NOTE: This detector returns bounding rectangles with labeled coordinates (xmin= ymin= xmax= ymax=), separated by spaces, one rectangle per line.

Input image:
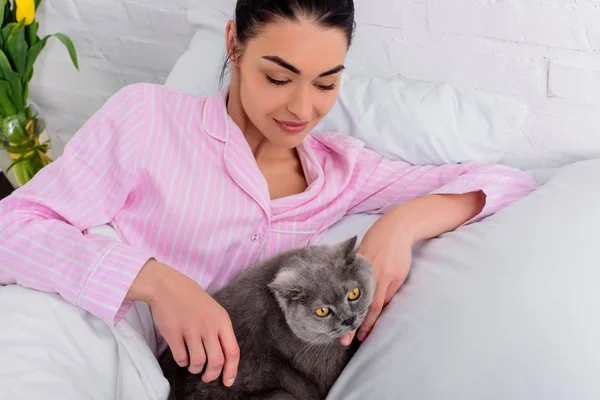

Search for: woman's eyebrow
xmin=319 ymin=65 xmax=345 ymax=77
xmin=262 ymin=55 xmax=345 ymax=77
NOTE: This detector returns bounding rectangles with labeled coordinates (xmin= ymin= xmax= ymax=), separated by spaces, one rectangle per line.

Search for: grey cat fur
xmin=159 ymin=236 xmax=375 ymax=400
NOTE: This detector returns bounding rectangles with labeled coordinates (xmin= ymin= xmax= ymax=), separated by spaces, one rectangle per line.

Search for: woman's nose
xmin=286 ymin=86 xmax=313 ymax=121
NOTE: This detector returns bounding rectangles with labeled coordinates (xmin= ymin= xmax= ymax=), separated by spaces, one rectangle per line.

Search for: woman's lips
xmin=274 ymin=119 xmax=309 ymax=134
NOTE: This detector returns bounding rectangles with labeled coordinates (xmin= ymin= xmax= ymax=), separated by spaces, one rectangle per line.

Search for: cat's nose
xmin=342 ymin=316 xmax=356 ymax=327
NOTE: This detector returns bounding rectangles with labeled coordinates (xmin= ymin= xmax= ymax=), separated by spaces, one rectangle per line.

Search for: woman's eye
xmin=266 ymin=76 xmax=289 ymax=86
xmin=316 ymin=83 xmax=337 ymax=91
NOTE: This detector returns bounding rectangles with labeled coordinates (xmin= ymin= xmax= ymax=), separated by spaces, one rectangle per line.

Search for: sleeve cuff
xmin=430 ymin=177 xmax=537 ymax=225
xmin=77 ymin=242 xmax=154 ymax=326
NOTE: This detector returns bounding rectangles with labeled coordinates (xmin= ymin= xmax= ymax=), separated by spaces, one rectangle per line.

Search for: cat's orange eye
xmin=348 ymin=288 xmax=361 ymax=301
xmin=315 ymin=307 xmax=330 ymax=317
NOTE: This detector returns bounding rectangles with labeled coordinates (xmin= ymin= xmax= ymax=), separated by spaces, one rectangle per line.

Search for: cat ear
xmin=339 ymin=236 xmax=358 ymax=263
xmin=269 ymin=268 xmax=303 ymax=301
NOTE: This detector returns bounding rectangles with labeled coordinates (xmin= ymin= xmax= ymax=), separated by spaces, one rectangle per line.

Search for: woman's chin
xmin=269 ymin=132 xmax=308 ymax=149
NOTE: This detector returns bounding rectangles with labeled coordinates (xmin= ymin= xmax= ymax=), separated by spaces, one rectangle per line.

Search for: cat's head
xmin=268 ymin=236 xmax=375 ymax=344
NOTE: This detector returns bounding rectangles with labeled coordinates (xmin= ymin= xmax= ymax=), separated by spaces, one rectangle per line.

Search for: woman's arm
xmin=0 ymin=84 xmax=153 ymax=325
xmin=382 ymin=191 xmax=487 ymax=244
xmin=335 ymin=141 xmax=537 ymax=343
xmin=350 ymin=191 xmax=488 ymax=343
xmin=345 ymin=144 xmax=537 ymax=225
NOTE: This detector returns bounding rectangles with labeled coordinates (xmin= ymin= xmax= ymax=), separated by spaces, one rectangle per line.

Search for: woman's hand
xmin=337 ymin=219 xmax=413 ymax=346
xmin=338 ymin=192 xmax=486 ymax=346
xmin=128 ymin=260 xmax=240 ymax=387
xmin=356 ymin=214 xmax=414 ymax=343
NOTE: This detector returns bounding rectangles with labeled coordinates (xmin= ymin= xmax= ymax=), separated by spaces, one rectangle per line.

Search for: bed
xmin=1 ymin=1 xmax=600 ymax=399
xmin=157 ymin=1 xmax=600 ymax=398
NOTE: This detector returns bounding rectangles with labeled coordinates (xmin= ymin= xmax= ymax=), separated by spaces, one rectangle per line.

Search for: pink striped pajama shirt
xmin=0 ymin=84 xmax=537 ymax=326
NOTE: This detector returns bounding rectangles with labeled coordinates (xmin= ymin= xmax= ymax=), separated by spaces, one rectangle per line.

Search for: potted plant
xmin=0 ymin=0 xmax=78 ymax=187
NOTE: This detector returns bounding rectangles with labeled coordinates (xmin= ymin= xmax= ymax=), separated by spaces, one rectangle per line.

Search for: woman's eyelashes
xmin=317 ymin=83 xmax=336 ymax=91
xmin=265 ymin=75 xmax=337 ymax=91
xmin=266 ymin=75 xmax=289 ymax=86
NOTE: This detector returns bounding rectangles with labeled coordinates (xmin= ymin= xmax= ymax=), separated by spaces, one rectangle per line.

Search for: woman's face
xmin=231 ymin=18 xmax=348 ymax=149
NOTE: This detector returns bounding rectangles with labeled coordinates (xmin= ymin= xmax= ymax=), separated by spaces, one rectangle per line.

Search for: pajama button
xmin=251 ymin=234 xmax=259 ymax=242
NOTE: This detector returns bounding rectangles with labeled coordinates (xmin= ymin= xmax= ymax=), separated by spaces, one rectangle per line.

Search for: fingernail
xmin=358 ymin=331 xmax=367 ymax=341
xmin=226 ymin=378 xmax=235 ymax=387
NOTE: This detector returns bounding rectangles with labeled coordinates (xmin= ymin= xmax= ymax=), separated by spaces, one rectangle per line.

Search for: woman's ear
xmin=225 ymin=20 xmax=241 ymax=66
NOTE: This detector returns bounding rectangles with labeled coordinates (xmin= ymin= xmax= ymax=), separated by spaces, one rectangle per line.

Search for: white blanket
xmin=0 ymin=224 xmax=171 ymax=400
xmin=0 ymin=286 xmax=169 ymax=400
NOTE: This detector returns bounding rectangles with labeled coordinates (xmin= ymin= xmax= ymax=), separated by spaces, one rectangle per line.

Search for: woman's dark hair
xmin=220 ymin=0 xmax=355 ymax=86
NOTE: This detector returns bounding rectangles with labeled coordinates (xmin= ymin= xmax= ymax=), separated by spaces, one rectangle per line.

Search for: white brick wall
xmin=21 ymin=0 xmax=600 ymax=169
xmin=28 ymin=0 xmax=194 ymax=155
xmin=347 ymin=0 xmax=600 ymax=168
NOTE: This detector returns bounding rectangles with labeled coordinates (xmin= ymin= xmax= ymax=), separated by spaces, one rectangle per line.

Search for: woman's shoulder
xmin=118 ymin=83 xmax=214 ymax=134
xmin=117 ymin=83 xmax=210 ymax=108
xmin=89 ymin=83 xmax=215 ymax=148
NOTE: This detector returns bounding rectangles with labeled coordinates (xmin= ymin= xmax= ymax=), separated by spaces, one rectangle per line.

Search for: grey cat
xmin=159 ymin=236 xmax=375 ymax=400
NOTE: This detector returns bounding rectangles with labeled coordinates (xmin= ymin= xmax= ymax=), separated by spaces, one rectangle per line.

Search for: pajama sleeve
xmin=0 ymin=84 xmax=154 ymax=325
xmin=345 ymin=145 xmax=537 ymax=224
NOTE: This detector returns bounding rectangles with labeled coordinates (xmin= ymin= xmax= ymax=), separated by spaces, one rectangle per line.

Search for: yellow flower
xmin=15 ymin=0 xmax=35 ymax=25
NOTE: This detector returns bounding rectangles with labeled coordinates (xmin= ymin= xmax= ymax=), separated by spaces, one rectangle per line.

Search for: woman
xmin=0 ymin=0 xmax=536 ymax=394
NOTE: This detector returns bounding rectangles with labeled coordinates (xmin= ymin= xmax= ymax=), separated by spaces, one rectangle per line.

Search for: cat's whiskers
xmin=306 ymin=342 xmax=329 ymax=373
xmin=293 ymin=332 xmax=329 ymax=363
xmin=304 ymin=336 xmax=336 ymax=373
xmin=303 ymin=327 xmax=346 ymax=372
xmin=328 ymin=327 xmax=347 ymax=339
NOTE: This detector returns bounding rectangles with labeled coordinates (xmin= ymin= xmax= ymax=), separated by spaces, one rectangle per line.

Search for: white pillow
xmin=165 ymin=33 xmax=224 ymax=97
xmin=172 ymin=0 xmax=528 ymax=165
xmin=319 ymin=158 xmax=600 ymax=400
xmin=314 ymin=72 xmax=528 ymax=164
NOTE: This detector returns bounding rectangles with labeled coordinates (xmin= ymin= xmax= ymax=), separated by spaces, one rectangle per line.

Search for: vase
xmin=0 ymin=103 xmax=52 ymax=187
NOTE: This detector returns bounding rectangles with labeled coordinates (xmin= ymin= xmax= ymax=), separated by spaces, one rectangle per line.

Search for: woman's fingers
xmin=339 ymin=330 xmax=356 ymax=346
xmin=384 ymin=277 xmax=405 ymax=305
xmin=358 ymin=282 xmax=387 ymax=341
xmin=201 ymin=334 xmax=226 ymax=383
xmin=185 ymin=333 xmax=207 ymax=374
xmin=219 ymin=326 xmax=241 ymax=387
xmin=167 ymin=333 xmax=189 ymax=368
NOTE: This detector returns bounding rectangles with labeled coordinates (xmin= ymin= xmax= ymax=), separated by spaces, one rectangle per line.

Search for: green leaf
xmin=35 ymin=0 xmax=42 ymax=9
xmin=26 ymin=20 xmax=38 ymax=47
xmin=0 ymin=80 xmax=17 ymax=116
xmin=0 ymin=1 xmax=5 ymax=30
xmin=22 ymin=80 xmax=28 ymax=105
xmin=23 ymin=34 xmax=47 ymax=84
xmin=6 ymin=19 xmax=28 ymax=75
xmin=0 ymin=50 xmax=22 ymax=113
xmin=53 ymin=33 xmax=78 ymax=70
xmin=2 ymin=23 xmax=15 ymax=45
